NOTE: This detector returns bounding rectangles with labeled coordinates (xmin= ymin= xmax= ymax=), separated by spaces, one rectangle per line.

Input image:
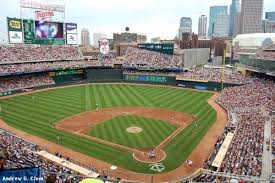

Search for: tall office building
xmin=240 ymin=0 xmax=264 ymax=34
xmin=213 ymin=15 xmax=231 ymax=37
xmin=93 ymin=33 xmax=107 ymax=48
xmin=198 ymin=15 xmax=207 ymax=39
xmin=178 ymin=17 xmax=192 ymax=40
xmin=229 ymin=0 xmax=241 ymax=37
xmin=262 ymin=20 xmax=275 ymax=33
xmin=208 ymin=6 xmax=228 ymax=36
xmin=266 ymin=12 xmax=275 ymax=21
xmin=81 ymin=28 xmax=90 ymax=46
xmin=263 ymin=12 xmax=275 ymax=33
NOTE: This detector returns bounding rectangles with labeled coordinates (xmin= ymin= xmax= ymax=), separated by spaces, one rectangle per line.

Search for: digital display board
xmin=138 ymin=43 xmax=174 ymax=55
xmin=0 ymin=91 xmax=12 ymax=97
xmin=124 ymin=74 xmax=167 ymax=83
xmin=35 ymin=21 xmax=64 ymax=39
xmin=23 ymin=19 xmax=65 ymax=45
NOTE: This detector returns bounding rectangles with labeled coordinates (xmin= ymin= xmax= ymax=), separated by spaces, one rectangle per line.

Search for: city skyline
xmin=0 ymin=0 xmax=275 ymax=43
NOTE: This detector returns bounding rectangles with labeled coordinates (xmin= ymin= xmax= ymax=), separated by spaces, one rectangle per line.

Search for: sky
xmin=0 ymin=0 xmax=275 ymax=44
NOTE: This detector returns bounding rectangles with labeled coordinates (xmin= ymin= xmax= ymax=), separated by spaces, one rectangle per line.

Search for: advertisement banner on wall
xmin=7 ymin=17 xmax=23 ymax=44
xmin=66 ymin=34 xmax=78 ymax=45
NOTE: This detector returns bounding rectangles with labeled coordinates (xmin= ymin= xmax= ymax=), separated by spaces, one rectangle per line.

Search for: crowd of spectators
xmin=0 ymin=129 xmax=122 ymax=182
xmin=233 ymin=47 xmax=257 ymax=60
xmin=0 ymin=74 xmax=55 ymax=92
xmin=0 ymin=61 xmax=92 ymax=74
xmin=123 ymin=47 xmax=182 ymax=69
xmin=250 ymin=50 xmax=275 ymax=60
xmin=217 ymin=81 xmax=274 ymax=112
xmin=83 ymin=51 xmax=117 ymax=60
xmin=249 ymin=44 xmax=275 ymax=60
xmin=0 ymin=45 xmax=83 ymax=64
xmin=0 ymin=129 xmax=83 ymax=183
xmin=177 ymin=68 xmax=254 ymax=84
xmin=125 ymin=68 xmax=254 ymax=84
xmin=213 ymin=80 xmax=274 ymax=177
xmin=192 ymin=173 xmax=217 ymax=182
xmin=219 ymin=110 xmax=264 ymax=176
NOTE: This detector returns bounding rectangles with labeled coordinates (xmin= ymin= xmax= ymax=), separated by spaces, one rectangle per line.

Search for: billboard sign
xmin=35 ymin=21 xmax=64 ymax=39
xmin=23 ymin=19 xmax=35 ymax=44
xmin=20 ymin=0 xmax=65 ymax=12
xmin=66 ymin=23 xmax=77 ymax=34
xmin=7 ymin=17 xmax=23 ymax=44
xmin=138 ymin=43 xmax=174 ymax=55
xmin=35 ymin=11 xmax=54 ymax=20
xmin=9 ymin=31 xmax=23 ymax=44
xmin=66 ymin=23 xmax=77 ymax=45
xmin=66 ymin=34 xmax=78 ymax=45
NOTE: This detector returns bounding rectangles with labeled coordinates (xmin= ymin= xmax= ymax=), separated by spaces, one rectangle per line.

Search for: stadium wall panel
xmin=177 ymin=80 xmax=242 ymax=91
xmin=86 ymin=69 xmax=124 ymax=82
xmin=51 ymin=74 xmax=85 ymax=84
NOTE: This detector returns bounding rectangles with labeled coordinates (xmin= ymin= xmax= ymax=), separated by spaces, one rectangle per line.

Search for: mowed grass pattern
xmin=89 ymin=115 xmax=178 ymax=149
xmin=0 ymin=84 xmax=216 ymax=173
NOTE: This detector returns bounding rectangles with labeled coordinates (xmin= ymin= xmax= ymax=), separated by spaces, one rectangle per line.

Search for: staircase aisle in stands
xmin=261 ymin=116 xmax=272 ymax=180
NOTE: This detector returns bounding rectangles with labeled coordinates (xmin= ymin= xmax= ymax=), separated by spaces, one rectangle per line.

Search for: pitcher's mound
xmin=126 ymin=127 xmax=143 ymax=134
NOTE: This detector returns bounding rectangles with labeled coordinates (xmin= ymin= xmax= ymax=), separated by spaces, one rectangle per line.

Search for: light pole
xmin=221 ymin=48 xmax=226 ymax=90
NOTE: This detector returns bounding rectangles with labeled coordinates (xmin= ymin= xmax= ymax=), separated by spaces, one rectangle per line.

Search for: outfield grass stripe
xmin=90 ymin=85 xmax=101 ymax=108
xmin=125 ymin=85 xmax=152 ymax=106
xmin=85 ymin=85 xmax=92 ymax=110
xmin=103 ymin=85 xmax=120 ymax=107
xmin=118 ymin=85 xmax=141 ymax=106
xmin=113 ymin=85 xmax=133 ymax=106
xmin=110 ymin=85 xmax=130 ymax=106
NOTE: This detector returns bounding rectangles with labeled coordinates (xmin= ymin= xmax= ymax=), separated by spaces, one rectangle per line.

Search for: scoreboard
xmin=124 ymin=74 xmax=167 ymax=83
xmin=138 ymin=43 xmax=174 ymax=55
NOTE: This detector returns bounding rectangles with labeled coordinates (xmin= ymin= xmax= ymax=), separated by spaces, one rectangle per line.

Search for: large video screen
xmin=35 ymin=21 xmax=64 ymax=39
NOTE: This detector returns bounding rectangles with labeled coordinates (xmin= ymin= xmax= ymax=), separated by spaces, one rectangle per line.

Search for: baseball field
xmin=0 ymin=84 xmax=216 ymax=174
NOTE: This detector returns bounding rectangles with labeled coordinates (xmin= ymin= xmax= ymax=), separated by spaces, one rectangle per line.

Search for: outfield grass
xmin=0 ymin=84 xmax=216 ymax=174
xmin=89 ymin=115 xmax=178 ymax=149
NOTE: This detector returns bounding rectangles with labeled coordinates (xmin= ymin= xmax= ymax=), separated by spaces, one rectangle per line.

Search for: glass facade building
xmin=208 ymin=6 xmax=228 ymax=37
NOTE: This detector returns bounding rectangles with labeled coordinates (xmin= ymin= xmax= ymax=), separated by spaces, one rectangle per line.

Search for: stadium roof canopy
xmin=233 ymin=33 xmax=275 ymax=47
